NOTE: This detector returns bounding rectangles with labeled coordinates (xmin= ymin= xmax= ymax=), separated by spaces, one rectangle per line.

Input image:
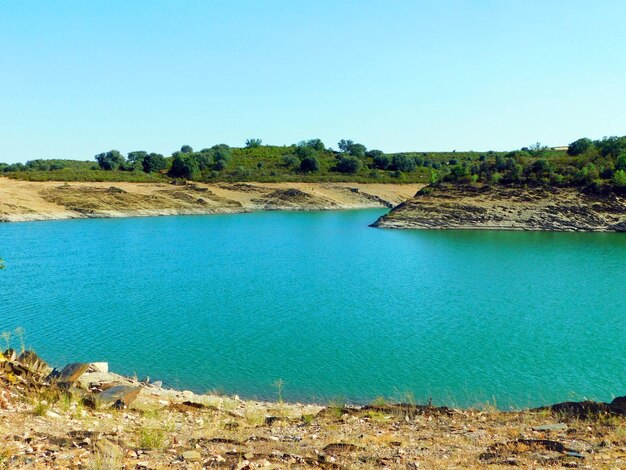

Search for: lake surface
xmin=1 ymin=210 xmax=625 ymax=409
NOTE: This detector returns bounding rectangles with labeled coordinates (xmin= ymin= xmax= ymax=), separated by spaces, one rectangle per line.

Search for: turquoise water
xmin=1 ymin=210 xmax=625 ymax=408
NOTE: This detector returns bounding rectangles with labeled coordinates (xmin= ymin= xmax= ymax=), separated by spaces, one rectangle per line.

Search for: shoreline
xmin=2 ymin=351 xmax=626 ymax=468
xmin=0 ymin=178 xmax=421 ymax=224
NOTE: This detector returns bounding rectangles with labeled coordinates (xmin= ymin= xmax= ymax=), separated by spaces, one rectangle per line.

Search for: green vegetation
xmin=138 ymin=427 xmax=166 ymax=450
xmin=440 ymin=137 xmax=626 ymax=193
xmin=2 ymin=136 xmax=625 ymax=191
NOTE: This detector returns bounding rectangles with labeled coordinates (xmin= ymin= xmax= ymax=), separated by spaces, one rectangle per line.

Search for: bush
xmin=212 ymin=144 xmax=232 ymax=162
xmin=567 ymin=138 xmax=593 ymax=156
xmin=373 ymin=154 xmax=390 ymax=170
xmin=391 ymin=155 xmax=416 ymax=172
xmin=95 ymin=150 xmax=125 ymax=170
xmin=282 ymin=154 xmax=300 ymax=169
xmin=294 ymin=145 xmax=317 ymax=160
xmin=613 ymin=170 xmax=626 ymax=187
xmin=366 ymin=149 xmax=384 ymax=158
xmin=299 ymin=139 xmax=325 ymax=151
xmin=299 ymin=156 xmax=320 ymax=173
xmin=142 ymin=153 xmax=167 ymax=173
xmin=169 ymin=154 xmax=199 ymax=179
xmin=214 ymin=159 xmax=227 ymax=171
xmin=335 ymin=156 xmax=363 ymax=174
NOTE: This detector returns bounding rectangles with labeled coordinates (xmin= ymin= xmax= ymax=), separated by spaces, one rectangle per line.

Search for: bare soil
xmin=0 ymin=178 xmax=421 ymax=222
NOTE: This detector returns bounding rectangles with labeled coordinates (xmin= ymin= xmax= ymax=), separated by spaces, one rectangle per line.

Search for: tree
xmin=302 ymin=139 xmax=325 ymax=151
xmin=531 ymin=159 xmax=555 ymax=177
xmin=142 ymin=153 xmax=167 ymax=173
xmin=525 ymin=142 xmax=548 ymax=157
xmin=615 ymin=153 xmax=626 ymax=171
xmin=294 ymin=145 xmax=317 ymax=160
xmin=337 ymin=139 xmax=367 ymax=157
xmin=246 ymin=138 xmax=263 ymax=148
xmin=0 ymin=258 xmax=4 ymax=270
xmin=299 ymin=156 xmax=320 ymax=173
xmin=212 ymin=144 xmax=232 ymax=162
xmin=194 ymin=152 xmax=213 ymax=171
xmin=214 ymin=159 xmax=227 ymax=171
xmin=282 ymin=154 xmax=300 ymax=169
xmin=372 ymin=154 xmax=391 ymax=170
xmin=169 ymin=154 xmax=199 ymax=179
xmin=567 ymin=138 xmax=593 ymax=156
xmin=335 ymin=155 xmax=363 ymax=173
xmin=613 ymin=170 xmax=626 ymax=187
xmin=366 ymin=149 xmax=384 ymax=158
xmin=391 ymin=155 xmax=416 ymax=172
xmin=348 ymin=143 xmax=367 ymax=158
xmin=180 ymin=145 xmax=193 ymax=154
xmin=95 ymin=150 xmax=125 ymax=170
xmin=127 ymin=151 xmax=147 ymax=165
xmin=450 ymin=164 xmax=469 ymax=179
xmin=595 ymin=136 xmax=626 ymax=158
xmin=337 ymin=139 xmax=354 ymax=152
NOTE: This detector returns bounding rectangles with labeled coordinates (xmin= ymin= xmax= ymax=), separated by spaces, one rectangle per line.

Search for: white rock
xmin=89 ymin=362 xmax=109 ymax=373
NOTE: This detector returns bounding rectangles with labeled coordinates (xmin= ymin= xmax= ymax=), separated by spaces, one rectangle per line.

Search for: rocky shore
xmin=2 ymin=350 xmax=626 ymax=468
xmin=0 ymin=178 xmax=420 ymax=223
xmin=372 ymin=184 xmax=626 ymax=232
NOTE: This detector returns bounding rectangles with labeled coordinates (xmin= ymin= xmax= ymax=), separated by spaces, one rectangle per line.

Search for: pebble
xmin=182 ymin=450 xmax=202 ymax=462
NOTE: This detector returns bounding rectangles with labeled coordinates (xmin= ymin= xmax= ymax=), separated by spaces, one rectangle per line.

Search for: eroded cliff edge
xmin=372 ymin=184 xmax=626 ymax=231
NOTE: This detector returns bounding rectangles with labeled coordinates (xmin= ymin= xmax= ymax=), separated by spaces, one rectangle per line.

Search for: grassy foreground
xmin=2 ymin=351 xmax=626 ymax=469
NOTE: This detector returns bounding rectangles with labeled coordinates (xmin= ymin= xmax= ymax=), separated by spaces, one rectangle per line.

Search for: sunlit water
xmin=1 ymin=210 xmax=625 ymax=408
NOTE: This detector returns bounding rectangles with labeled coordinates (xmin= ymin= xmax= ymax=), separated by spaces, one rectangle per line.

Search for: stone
xmin=182 ymin=450 xmax=201 ymax=462
xmin=532 ymin=423 xmax=568 ymax=432
xmin=610 ymin=396 xmax=626 ymax=414
xmin=89 ymin=362 xmax=108 ymax=373
xmin=48 ymin=363 xmax=90 ymax=386
xmin=96 ymin=386 xmax=141 ymax=408
xmin=17 ymin=351 xmax=52 ymax=376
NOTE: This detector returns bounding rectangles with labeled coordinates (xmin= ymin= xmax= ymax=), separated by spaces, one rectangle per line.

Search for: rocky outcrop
xmin=372 ymin=184 xmax=626 ymax=232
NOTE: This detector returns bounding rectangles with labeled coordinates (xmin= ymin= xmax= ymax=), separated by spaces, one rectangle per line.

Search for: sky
xmin=1 ymin=0 xmax=625 ymax=163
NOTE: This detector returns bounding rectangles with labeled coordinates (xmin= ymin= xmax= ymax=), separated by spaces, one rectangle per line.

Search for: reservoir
xmin=1 ymin=209 xmax=625 ymax=408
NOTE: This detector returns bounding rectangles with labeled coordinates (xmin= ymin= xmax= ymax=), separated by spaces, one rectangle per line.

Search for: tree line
xmin=441 ymin=136 xmax=626 ymax=192
xmin=2 ymin=135 xmax=625 ymax=190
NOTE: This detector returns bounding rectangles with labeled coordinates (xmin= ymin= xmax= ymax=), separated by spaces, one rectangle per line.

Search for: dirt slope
xmin=0 ymin=178 xmax=421 ymax=222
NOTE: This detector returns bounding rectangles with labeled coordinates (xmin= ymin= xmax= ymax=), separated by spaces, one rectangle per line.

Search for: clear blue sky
xmin=1 ymin=1 xmax=625 ymax=163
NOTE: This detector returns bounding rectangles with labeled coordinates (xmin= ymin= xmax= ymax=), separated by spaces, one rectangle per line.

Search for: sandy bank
xmin=0 ymin=178 xmax=421 ymax=223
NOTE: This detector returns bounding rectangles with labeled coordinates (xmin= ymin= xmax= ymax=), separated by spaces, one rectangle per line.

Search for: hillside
xmin=0 ymin=178 xmax=420 ymax=223
xmin=372 ymin=184 xmax=626 ymax=232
